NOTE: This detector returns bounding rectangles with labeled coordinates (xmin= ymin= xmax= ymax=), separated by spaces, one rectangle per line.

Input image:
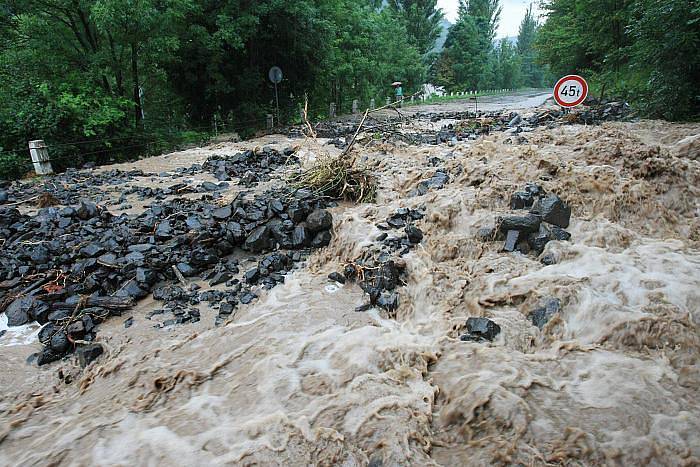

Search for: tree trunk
xmin=131 ymin=43 xmax=142 ymax=128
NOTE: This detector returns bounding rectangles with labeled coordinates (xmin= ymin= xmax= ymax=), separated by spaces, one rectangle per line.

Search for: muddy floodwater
xmin=1 ymin=95 xmax=700 ymax=465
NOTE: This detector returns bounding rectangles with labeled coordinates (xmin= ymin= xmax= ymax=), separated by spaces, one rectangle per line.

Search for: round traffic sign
xmin=268 ymin=66 xmax=283 ymax=84
xmin=553 ymin=75 xmax=588 ymax=107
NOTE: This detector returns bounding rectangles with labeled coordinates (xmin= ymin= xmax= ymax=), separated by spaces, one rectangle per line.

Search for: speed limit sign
xmin=553 ymin=75 xmax=588 ymax=107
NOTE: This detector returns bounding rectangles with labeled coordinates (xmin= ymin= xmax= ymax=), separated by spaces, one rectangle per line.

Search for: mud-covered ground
xmin=1 ymin=95 xmax=700 ymax=466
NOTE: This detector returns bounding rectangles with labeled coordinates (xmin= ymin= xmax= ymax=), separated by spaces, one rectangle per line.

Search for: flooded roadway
xmin=1 ymin=94 xmax=699 ymax=466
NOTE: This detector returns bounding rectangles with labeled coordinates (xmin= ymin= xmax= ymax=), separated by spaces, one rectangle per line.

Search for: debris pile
xmin=478 ymin=183 xmax=572 ymax=258
xmin=328 ymin=207 xmax=425 ymax=313
xmin=290 ymin=155 xmax=377 ymax=202
xmin=194 ymin=147 xmax=298 ymax=187
xmin=0 ymin=169 xmax=150 ymax=207
xmin=0 ymin=184 xmax=334 ymax=365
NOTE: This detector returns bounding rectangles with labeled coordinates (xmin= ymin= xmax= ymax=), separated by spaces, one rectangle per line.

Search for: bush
xmin=0 ymin=152 xmax=31 ymax=180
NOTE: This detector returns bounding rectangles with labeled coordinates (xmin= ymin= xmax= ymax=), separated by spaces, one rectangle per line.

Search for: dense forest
xmin=0 ymin=0 xmax=697 ymax=179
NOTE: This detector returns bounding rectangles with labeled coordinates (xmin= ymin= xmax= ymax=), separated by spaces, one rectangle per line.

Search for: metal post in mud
xmin=28 ymin=140 xmax=53 ymax=175
xmin=352 ymin=100 xmax=359 ymax=114
xmin=267 ymin=114 xmax=274 ymax=129
xmin=329 ymin=103 xmax=336 ymax=118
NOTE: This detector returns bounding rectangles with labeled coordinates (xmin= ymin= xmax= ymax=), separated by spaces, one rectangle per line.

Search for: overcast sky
xmin=437 ymin=0 xmax=543 ymax=38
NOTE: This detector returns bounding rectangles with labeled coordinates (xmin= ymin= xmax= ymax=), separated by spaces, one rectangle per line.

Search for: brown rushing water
xmin=1 ymin=97 xmax=700 ymax=466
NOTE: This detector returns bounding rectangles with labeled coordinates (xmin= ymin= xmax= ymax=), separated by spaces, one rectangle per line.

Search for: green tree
xmin=387 ymin=0 xmax=445 ymax=57
xmin=440 ymin=0 xmax=501 ymax=90
xmin=517 ymin=4 xmax=543 ymax=87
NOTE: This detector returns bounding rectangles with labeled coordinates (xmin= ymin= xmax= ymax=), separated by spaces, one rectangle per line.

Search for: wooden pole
xmin=28 ymin=140 xmax=53 ymax=175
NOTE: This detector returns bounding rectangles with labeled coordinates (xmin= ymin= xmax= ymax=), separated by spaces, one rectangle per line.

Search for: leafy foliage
xmin=537 ymin=0 xmax=699 ymax=120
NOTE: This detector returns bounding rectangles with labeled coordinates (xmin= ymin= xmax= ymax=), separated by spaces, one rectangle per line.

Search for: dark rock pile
xmin=478 ymin=184 xmax=572 ymax=259
xmin=0 ymin=184 xmax=334 ymax=366
xmin=0 ymin=168 xmax=151 ymax=207
xmin=194 ymin=147 xmax=299 ymax=187
xmin=327 ymin=208 xmax=425 ymax=314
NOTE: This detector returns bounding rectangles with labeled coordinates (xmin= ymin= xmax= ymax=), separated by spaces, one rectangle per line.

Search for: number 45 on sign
xmin=553 ymin=75 xmax=588 ymax=108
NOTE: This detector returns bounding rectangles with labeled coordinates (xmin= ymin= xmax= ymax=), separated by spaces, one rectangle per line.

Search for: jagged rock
xmin=37 ymin=348 xmax=63 ymax=366
xmin=530 ymin=298 xmax=562 ymax=329
xmin=5 ymin=296 xmax=35 ymax=326
xmin=135 ymin=267 xmax=157 ymax=285
xmin=306 ymin=209 xmax=332 ymax=233
xmin=117 ymin=279 xmax=148 ymax=299
xmin=498 ymin=214 xmax=541 ymax=233
xmin=461 ymin=317 xmax=501 ymax=342
xmin=76 ymin=200 xmax=98 ymax=220
xmin=244 ymin=268 xmax=260 ymax=284
xmin=176 ymin=263 xmax=197 ymax=277
xmin=76 ymin=343 xmax=104 ymax=367
xmin=50 ymin=331 xmax=70 ymax=353
xmin=80 ymin=243 xmax=104 ymax=258
xmin=245 ymin=225 xmax=272 ymax=252
xmin=405 ymin=225 xmax=423 ymax=244
xmin=503 ymin=230 xmax=520 ymax=252
xmin=530 ymin=195 xmax=571 ymax=228
xmin=212 ymin=206 xmax=232 ymax=220
xmin=510 ymin=191 xmax=534 ymax=209
xmin=311 ymin=230 xmax=332 ymax=248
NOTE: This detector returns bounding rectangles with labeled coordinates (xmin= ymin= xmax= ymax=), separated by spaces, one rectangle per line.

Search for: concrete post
xmin=28 ymin=140 xmax=53 ymax=175
xmin=352 ymin=99 xmax=359 ymax=114
xmin=370 ymin=98 xmax=375 ymax=109
xmin=329 ymin=103 xmax=336 ymax=118
xmin=267 ymin=114 xmax=274 ymax=129
xmin=386 ymin=97 xmax=391 ymax=106
xmin=410 ymin=96 xmax=414 ymax=103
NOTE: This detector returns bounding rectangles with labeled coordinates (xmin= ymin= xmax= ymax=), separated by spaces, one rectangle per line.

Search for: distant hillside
xmin=432 ymin=18 xmax=452 ymax=53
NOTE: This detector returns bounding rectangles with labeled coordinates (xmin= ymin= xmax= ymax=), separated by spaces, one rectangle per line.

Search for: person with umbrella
xmin=392 ymin=82 xmax=403 ymax=107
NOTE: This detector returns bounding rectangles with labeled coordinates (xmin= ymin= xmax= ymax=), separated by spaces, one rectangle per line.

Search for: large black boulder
xmin=76 ymin=200 xmax=98 ymax=220
xmin=530 ymin=195 xmax=571 ymax=228
xmin=461 ymin=317 xmax=501 ymax=342
xmin=245 ymin=225 xmax=273 ymax=252
xmin=498 ymin=214 xmax=541 ymax=233
xmin=305 ymin=209 xmax=332 ymax=233
xmin=5 ymin=296 xmax=35 ymax=326
xmin=76 ymin=343 xmax=104 ymax=367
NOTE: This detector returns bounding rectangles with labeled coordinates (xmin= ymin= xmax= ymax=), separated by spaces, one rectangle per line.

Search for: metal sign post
xmin=268 ymin=66 xmax=283 ymax=125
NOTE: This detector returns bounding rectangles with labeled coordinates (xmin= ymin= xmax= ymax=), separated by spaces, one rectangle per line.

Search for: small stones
xmin=461 ymin=317 xmax=501 ymax=342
